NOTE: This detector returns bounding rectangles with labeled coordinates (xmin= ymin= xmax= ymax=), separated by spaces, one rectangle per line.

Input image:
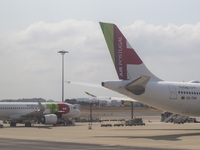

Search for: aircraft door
xmin=168 ymin=85 xmax=177 ymax=99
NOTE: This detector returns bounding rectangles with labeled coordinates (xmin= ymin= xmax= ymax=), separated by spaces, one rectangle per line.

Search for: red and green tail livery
xmin=85 ymin=92 xmax=97 ymax=98
xmin=100 ymin=22 xmax=143 ymax=80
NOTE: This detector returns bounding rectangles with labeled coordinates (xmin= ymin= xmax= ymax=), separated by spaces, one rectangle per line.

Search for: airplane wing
xmin=10 ymin=100 xmax=45 ymax=121
xmin=85 ymin=91 xmax=137 ymax=102
xmin=23 ymin=100 xmax=45 ymax=121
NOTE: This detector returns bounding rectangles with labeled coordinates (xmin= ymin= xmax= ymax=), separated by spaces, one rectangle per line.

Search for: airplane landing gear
xmin=10 ymin=122 xmax=16 ymax=127
xmin=56 ymin=119 xmax=75 ymax=126
xmin=25 ymin=122 xmax=32 ymax=127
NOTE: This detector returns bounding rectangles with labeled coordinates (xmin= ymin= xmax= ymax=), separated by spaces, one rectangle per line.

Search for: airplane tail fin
xmin=99 ymin=22 xmax=160 ymax=81
xmin=85 ymin=92 xmax=97 ymax=98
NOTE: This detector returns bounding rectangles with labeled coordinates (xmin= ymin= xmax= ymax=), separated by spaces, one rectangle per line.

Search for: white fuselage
xmin=0 ymin=102 xmax=81 ymax=121
xmin=0 ymin=103 xmax=41 ymax=120
xmin=103 ymin=80 xmax=200 ymax=116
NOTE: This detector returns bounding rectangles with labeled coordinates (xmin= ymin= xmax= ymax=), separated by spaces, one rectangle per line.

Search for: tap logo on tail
xmin=100 ymin=22 xmax=143 ymax=80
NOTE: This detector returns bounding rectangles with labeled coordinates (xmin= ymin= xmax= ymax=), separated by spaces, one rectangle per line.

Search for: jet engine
xmin=41 ymin=114 xmax=57 ymax=124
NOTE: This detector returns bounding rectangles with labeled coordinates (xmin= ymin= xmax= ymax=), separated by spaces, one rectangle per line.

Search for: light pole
xmin=58 ymin=50 xmax=68 ymax=102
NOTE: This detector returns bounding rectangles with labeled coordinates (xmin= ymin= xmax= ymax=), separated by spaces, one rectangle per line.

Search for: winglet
xmin=37 ymin=100 xmax=45 ymax=112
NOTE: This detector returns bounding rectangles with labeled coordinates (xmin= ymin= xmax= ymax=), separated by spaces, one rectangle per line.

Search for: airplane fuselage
xmin=103 ymin=80 xmax=200 ymax=116
xmin=0 ymin=102 xmax=81 ymax=122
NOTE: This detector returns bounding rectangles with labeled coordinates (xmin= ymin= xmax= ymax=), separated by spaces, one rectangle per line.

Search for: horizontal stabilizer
xmin=67 ymin=81 xmax=103 ymax=88
xmin=125 ymin=76 xmax=150 ymax=95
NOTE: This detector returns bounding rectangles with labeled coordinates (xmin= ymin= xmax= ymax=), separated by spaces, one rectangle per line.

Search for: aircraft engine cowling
xmin=41 ymin=114 xmax=57 ymax=124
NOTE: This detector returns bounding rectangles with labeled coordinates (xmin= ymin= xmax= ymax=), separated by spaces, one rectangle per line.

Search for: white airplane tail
xmin=99 ymin=22 xmax=161 ymax=82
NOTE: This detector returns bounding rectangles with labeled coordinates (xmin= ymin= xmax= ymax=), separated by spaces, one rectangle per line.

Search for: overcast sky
xmin=0 ymin=0 xmax=200 ymax=101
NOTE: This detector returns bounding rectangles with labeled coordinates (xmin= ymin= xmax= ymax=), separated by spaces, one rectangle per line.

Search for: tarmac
xmin=1 ymin=120 xmax=200 ymax=150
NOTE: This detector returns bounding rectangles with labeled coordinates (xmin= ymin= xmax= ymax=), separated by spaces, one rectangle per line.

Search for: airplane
xmin=85 ymin=92 xmax=97 ymax=98
xmin=99 ymin=22 xmax=200 ymax=117
xmin=0 ymin=101 xmax=81 ymax=127
xmin=85 ymin=91 xmax=135 ymax=105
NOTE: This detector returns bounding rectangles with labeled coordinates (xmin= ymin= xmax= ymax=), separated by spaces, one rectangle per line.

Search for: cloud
xmin=123 ymin=21 xmax=200 ymax=81
xmin=0 ymin=19 xmax=200 ymax=100
xmin=0 ymin=20 xmax=114 ymax=100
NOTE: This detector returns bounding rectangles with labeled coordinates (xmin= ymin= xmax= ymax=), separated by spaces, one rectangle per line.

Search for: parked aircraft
xmin=100 ymin=22 xmax=200 ymax=117
xmin=85 ymin=91 xmax=134 ymax=103
xmin=0 ymin=101 xmax=81 ymax=127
